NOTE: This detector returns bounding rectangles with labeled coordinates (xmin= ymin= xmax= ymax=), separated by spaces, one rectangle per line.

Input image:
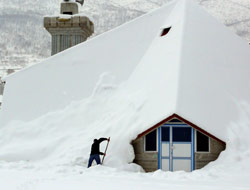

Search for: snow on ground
xmin=0 ymin=82 xmax=250 ymax=189
xmin=0 ymin=163 xmax=249 ymax=190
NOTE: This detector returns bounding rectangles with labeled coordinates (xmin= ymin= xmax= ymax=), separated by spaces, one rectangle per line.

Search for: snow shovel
xmin=101 ymin=137 xmax=110 ymax=164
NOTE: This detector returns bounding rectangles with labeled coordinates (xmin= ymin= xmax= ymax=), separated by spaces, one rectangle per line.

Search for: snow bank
xmin=0 ymin=71 xmax=250 ymax=174
xmin=0 ymin=94 xmax=249 ymax=190
xmin=0 ymin=74 xmax=149 ymax=168
xmin=213 ymin=102 xmax=250 ymax=171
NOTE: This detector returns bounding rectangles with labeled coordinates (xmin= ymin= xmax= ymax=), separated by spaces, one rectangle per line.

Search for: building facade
xmin=132 ymin=114 xmax=226 ymax=172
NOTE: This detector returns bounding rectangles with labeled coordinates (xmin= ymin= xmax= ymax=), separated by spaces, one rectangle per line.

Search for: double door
xmin=159 ymin=125 xmax=194 ymax=172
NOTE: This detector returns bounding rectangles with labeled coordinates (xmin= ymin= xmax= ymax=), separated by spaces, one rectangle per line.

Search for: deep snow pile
xmin=0 ymin=76 xmax=249 ymax=190
xmin=0 ymin=77 xmax=146 ymax=168
xmin=0 ymin=75 xmax=250 ymax=173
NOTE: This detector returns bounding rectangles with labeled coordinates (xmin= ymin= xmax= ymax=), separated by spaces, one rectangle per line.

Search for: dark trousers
xmin=88 ymin=154 xmax=101 ymax=168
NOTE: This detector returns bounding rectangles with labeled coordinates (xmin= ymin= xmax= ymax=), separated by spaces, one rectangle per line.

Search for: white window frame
xmin=144 ymin=129 xmax=158 ymax=152
xmin=195 ymin=130 xmax=210 ymax=153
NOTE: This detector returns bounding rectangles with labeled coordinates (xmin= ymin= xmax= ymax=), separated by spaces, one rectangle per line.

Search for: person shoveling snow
xmin=88 ymin=137 xmax=110 ymax=168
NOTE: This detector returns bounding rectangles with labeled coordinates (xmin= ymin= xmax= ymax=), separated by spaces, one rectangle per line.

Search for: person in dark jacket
xmin=87 ymin=137 xmax=109 ymax=168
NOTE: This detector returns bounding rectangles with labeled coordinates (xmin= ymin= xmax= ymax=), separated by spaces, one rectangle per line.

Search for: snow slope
xmin=1 ymin=0 xmax=250 ymax=70
xmin=2 ymin=0 xmax=250 ymax=142
xmin=0 ymin=61 xmax=249 ymax=190
xmin=0 ymin=62 xmax=250 ymax=189
xmin=0 ymin=2 xmax=176 ymax=125
xmin=0 ymin=79 xmax=249 ymax=189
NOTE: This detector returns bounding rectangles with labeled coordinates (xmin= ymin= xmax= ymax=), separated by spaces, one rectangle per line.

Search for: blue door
xmin=158 ymin=124 xmax=194 ymax=171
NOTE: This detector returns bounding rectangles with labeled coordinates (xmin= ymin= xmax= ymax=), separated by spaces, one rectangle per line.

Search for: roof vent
xmin=161 ymin=27 xmax=171 ymax=37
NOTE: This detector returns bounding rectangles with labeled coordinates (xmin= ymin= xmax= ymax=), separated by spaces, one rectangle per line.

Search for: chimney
xmin=44 ymin=0 xmax=94 ymax=55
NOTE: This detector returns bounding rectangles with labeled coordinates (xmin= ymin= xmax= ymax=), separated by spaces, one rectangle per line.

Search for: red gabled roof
xmin=136 ymin=113 xmax=226 ymax=145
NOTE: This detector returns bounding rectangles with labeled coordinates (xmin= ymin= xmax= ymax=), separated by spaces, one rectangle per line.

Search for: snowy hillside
xmin=0 ymin=0 xmax=250 ymax=71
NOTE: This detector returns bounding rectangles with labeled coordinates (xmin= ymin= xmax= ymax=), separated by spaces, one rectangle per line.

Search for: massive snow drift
xmin=0 ymin=1 xmax=250 ymax=189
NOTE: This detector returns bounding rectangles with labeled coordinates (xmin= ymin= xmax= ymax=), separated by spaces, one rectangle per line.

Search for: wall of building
xmin=195 ymin=136 xmax=225 ymax=169
xmin=51 ymin=34 xmax=87 ymax=55
xmin=132 ymin=137 xmax=158 ymax=172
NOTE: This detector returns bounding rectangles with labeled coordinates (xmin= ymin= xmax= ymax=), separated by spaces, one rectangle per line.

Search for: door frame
xmin=158 ymin=124 xmax=195 ymax=171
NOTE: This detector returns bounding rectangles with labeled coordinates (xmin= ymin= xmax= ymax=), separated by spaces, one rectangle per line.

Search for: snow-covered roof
xmin=1 ymin=0 xmax=250 ymax=142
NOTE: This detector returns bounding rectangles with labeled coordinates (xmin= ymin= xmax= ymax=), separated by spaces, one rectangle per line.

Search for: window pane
xmin=173 ymin=127 xmax=191 ymax=142
xmin=197 ymin=131 xmax=209 ymax=152
xmin=145 ymin=130 xmax=157 ymax=151
xmin=161 ymin=127 xmax=170 ymax=141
